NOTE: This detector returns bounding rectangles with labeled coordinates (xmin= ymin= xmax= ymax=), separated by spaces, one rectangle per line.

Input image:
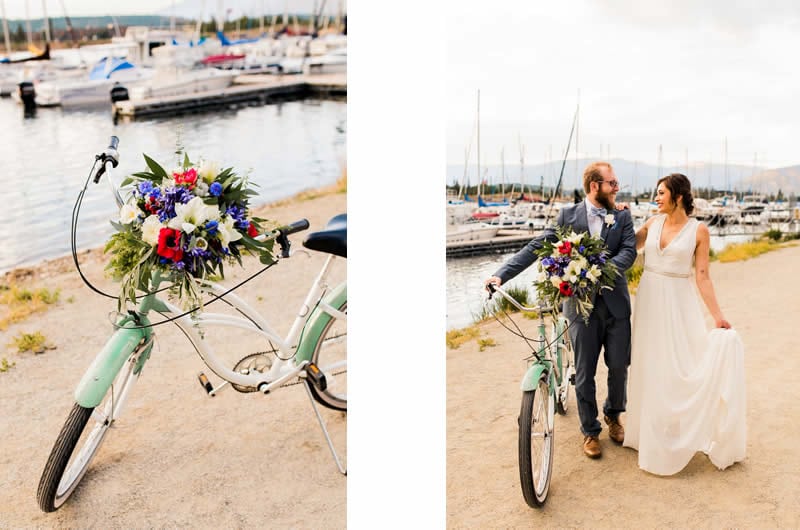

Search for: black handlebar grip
xmin=284 ymin=219 xmax=310 ymax=235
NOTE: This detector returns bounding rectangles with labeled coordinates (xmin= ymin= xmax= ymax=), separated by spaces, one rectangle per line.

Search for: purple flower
xmin=137 ymin=181 xmax=155 ymax=196
xmin=579 ymin=245 xmax=586 ymax=254
xmin=226 ymin=204 xmax=249 ymax=229
xmin=159 ymin=186 xmax=192 ymax=221
xmin=209 ymin=182 xmax=223 ymax=197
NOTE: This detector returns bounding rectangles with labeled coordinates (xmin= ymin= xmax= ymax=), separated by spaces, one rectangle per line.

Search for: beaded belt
xmin=644 ymin=266 xmax=690 ymax=278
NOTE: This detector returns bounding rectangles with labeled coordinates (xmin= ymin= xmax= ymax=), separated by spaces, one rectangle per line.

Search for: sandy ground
xmin=447 ymin=243 xmax=800 ymax=528
xmin=0 ymin=191 xmax=346 ymax=528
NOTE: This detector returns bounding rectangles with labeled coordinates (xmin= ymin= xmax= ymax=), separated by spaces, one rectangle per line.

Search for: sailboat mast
xmin=477 ymin=89 xmax=481 ymax=198
xmin=0 ymin=0 xmax=12 ymax=56
xmin=24 ymin=0 xmax=32 ymax=47
xmin=40 ymin=0 xmax=50 ymax=42
xmin=724 ymin=136 xmax=729 ymax=194
xmin=575 ymin=89 xmax=581 ymax=193
xmin=501 ymin=147 xmax=505 ymax=199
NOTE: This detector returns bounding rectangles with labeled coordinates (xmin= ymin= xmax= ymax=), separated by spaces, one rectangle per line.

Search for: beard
xmin=596 ymin=188 xmax=615 ymax=210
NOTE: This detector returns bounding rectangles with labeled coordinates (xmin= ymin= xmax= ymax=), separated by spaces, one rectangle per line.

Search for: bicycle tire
xmin=37 ymin=358 xmax=139 ymax=512
xmin=555 ymin=329 xmax=574 ymax=416
xmin=518 ymin=379 xmax=554 ymax=508
xmin=307 ymin=300 xmax=347 ymax=411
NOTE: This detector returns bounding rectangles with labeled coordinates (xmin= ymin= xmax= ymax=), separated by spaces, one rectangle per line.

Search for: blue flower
xmin=137 ymin=181 xmax=154 ymax=195
xmin=579 ymin=245 xmax=586 ymax=253
xmin=209 ymin=182 xmax=223 ymax=197
xmin=205 ymin=220 xmax=219 ymax=236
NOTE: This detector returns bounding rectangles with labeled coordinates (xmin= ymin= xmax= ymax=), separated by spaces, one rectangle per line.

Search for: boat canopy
xmin=88 ymin=57 xmax=135 ymax=80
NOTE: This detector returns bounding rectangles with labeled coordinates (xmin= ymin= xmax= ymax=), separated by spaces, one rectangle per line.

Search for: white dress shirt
xmin=584 ymin=198 xmax=605 ymax=237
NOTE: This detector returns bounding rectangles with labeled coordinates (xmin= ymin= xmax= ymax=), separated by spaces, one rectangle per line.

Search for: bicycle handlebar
xmin=93 ymin=136 xmax=120 ymax=184
xmin=488 ymin=284 xmax=555 ymax=314
xmin=281 ymin=219 xmax=310 ymax=235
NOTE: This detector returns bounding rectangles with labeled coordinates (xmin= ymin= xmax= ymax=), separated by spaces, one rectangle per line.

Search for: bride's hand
xmin=715 ymin=316 xmax=732 ymax=329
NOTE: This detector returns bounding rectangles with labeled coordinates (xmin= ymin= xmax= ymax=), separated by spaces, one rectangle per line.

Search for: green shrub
xmin=765 ymin=229 xmax=782 ymax=242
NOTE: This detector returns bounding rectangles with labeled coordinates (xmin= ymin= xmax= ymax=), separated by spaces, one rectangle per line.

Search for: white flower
xmin=198 ymin=159 xmax=219 ymax=184
xmin=568 ymin=231 xmax=583 ymax=244
xmin=550 ymin=276 xmax=562 ymax=288
xmin=194 ymin=181 xmax=209 ymax=197
xmin=536 ymin=271 xmax=548 ymax=283
xmin=217 ymin=215 xmax=243 ymax=249
xmin=194 ymin=237 xmax=208 ymax=251
xmin=168 ymin=196 xmax=219 ymax=234
xmin=587 ymin=265 xmax=601 ymax=283
xmin=604 ymin=213 xmax=615 ymax=227
xmin=569 ymin=274 xmax=578 ymax=283
xmin=119 ymin=203 xmax=143 ymax=224
xmin=141 ymin=215 xmax=163 ymax=245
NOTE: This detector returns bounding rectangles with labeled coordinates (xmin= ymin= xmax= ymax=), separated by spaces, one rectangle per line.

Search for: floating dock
xmin=446 ymin=230 xmax=535 ymax=258
xmin=112 ymin=73 xmax=346 ymax=119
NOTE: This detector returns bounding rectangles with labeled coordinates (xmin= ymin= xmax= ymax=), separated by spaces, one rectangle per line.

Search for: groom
xmin=485 ymin=161 xmax=637 ymax=459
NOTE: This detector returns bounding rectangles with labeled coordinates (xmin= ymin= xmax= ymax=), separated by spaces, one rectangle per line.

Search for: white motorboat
xmin=446 ymin=224 xmax=500 ymax=244
xmin=34 ymin=56 xmax=153 ymax=107
xmin=128 ymin=67 xmax=238 ymax=101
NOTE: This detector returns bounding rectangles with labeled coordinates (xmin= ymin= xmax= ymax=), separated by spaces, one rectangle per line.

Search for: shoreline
xmin=0 ymin=180 xmax=345 ymax=283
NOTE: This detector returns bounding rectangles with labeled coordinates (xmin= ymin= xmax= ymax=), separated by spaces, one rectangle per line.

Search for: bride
xmin=623 ymin=173 xmax=746 ymax=475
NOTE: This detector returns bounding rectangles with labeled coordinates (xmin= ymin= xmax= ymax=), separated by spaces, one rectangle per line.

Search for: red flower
xmin=558 ymin=281 xmax=574 ymax=297
xmin=144 ymin=195 xmax=160 ymax=214
xmin=558 ymin=241 xmax=572 ymax=254
xmin=174 ymin=168 xmax=198 ymax=190
xmin=247 ymin=222 xmax=258 ymax=237
xmin=157 ymin=228 xmax=184 ymax=262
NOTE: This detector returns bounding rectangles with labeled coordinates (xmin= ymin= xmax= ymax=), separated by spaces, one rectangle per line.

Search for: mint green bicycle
xmin=36 ymin=137 xmax=347 ymax=512
xmin=487 ymin=284 xmax=574 ymax=507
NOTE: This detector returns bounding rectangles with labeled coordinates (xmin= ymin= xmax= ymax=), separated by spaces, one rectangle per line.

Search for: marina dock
xmin=446 ymin=230 xmax=535 ymax=258
xmin=112 ymin=73 xmax=346 ymax=119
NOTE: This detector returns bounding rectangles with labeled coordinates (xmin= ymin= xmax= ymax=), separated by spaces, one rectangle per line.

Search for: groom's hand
xmin=485 ymin=276 xmax=502 ymax=293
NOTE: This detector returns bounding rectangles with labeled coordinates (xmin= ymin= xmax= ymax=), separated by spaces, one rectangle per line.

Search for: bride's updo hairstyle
xmin=657 ymin=173 xmax=695 ymax=215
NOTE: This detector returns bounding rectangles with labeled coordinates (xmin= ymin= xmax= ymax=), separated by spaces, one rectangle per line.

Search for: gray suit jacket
xmin=493 ymin=203 xmax=637 ymax=320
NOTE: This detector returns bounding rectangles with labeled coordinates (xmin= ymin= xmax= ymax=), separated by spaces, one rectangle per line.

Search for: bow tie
xmin=590 ymin=206 xmax=607 ymax=218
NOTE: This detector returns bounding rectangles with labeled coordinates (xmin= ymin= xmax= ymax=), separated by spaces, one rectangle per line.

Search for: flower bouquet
xmin=104 ymin=152 xmax=276 ymax=312
xmin=532 ymin=227 xmax=618 ymax=324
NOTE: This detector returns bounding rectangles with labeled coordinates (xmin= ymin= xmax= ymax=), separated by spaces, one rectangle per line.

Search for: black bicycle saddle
xmin=302 ymin=213 xmax=347 ymax=258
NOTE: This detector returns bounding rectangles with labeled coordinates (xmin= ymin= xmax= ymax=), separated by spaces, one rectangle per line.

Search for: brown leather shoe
xmin=583 ymin=435 xmax=601 ymax=459
xmin=604 ymin=415 xmax=625 ymax=444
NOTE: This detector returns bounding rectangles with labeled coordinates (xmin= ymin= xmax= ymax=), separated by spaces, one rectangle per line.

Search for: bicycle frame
xmin=487 ymin=286 xmax=567 ymax=393
xmin=75 ymin=253 xmax=346 ymax=407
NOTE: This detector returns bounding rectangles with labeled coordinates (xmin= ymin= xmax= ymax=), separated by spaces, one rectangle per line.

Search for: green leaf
xmin=143 ymin=154 xmax=169 ymax=181
xmin=183 ymin=152 xmax=191 ymax=169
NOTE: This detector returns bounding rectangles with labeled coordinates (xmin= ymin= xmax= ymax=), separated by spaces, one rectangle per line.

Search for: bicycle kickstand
xmin=303 ymin=382 xmax=347 ymax=475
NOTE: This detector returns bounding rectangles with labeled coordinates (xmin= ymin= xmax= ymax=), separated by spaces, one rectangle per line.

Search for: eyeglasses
xmin=600 ymin=180 xmax=620 ymax=188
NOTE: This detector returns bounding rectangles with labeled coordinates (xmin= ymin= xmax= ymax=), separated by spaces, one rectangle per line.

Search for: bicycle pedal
xmin=197 ymin=372 xmax=215 ymax=396
xmin=305 ymin=362 xmax=327 ymax=391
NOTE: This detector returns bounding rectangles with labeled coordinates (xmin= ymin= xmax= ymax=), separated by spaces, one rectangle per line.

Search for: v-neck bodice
xmin=644 ymin=215 xmax=699 ymax=277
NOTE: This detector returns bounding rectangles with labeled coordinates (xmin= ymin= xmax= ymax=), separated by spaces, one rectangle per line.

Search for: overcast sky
xmin=447 ymin=0 xmax=800 ymax=169
xmin=1 ymin=0 xmax=337 ymax=19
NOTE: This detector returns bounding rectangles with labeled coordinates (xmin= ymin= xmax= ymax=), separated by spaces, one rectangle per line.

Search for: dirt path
xmin=0 ymin=192 xmax=346 ymax=528
xmin=447 ymin=243 xmax=799 ymax=528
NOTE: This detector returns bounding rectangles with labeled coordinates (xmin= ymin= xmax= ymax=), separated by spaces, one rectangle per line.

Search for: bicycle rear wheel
xmin=37 ymin=356 xmax=139 ymax=512
xmin=519 ymin=378 xmax=555 ymax=507
xmin=307 ymin=301 xmax=347 ymax=411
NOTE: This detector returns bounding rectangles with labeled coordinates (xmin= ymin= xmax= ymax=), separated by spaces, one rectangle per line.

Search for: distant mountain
xmin=3 ymin=16 xmax=184 ymax=31
xmin=738 ymin=166 xmax=800 ymax=195
xmin=446 ymin=158 xmax=797 ymax=195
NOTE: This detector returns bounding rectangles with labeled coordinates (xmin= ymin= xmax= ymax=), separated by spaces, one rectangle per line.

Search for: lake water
xmin=0 ymin=96 xmax=346 ymax=273
xmin=446 ymin=233 xmax=756 ymax=330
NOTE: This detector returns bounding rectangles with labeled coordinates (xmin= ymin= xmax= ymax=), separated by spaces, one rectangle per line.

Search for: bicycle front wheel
xmin=555 ymin=326 xmax=575 ymax=416
xmin=37 ymin=356 xmax=139 ymax=512
xmin=308 ymin=301 xmax=347 ymax=411
xmin=518 ymin=379 xmax=555 ymax=508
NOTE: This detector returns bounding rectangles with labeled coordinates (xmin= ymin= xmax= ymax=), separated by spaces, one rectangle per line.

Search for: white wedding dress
xmin=623 ymin=214 xmax=746 ymax=475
